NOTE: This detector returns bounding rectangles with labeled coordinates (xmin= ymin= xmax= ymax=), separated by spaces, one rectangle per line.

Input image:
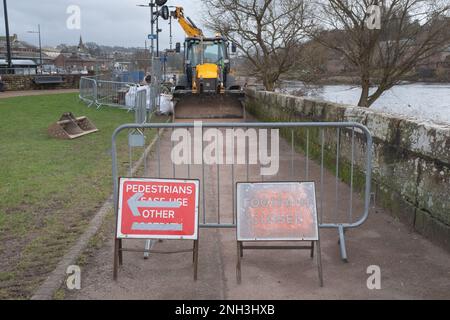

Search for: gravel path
xmin=0 ymin=89 xmax=78 ymax=99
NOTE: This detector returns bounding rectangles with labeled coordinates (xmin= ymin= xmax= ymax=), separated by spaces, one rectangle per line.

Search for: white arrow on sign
xmin=127 ymin=192 xmax=181 ymax=217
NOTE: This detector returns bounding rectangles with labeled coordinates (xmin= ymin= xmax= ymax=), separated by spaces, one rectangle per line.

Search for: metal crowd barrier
xmin=79 ymin=76 xmax=135 ymax=110
xmin=150 ymin=58 xmax=163 ymax=113
xmin=134 ymin=88 xmax=148 ymax=124
xmin=79 ymin=76 xmax=97 ymax=107
xmin=96 ymin=80 xmax=136 ymax=109
xmin=111 ymin=122 xmax=373 ymax=262
xmin=80 ymin=58 xmax=164 ymax=115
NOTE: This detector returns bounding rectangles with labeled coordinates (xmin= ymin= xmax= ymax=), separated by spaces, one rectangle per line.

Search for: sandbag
xmin=159 ymin=94 xmax=174 ymax=114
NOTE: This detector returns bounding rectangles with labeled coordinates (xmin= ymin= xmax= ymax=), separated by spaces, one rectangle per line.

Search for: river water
xmin=279 ymin=82 xmax=450 ymax=125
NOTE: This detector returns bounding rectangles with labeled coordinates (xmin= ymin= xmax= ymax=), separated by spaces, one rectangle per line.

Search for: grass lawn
xmin=0 ymin=93 xmax=163 ymax=299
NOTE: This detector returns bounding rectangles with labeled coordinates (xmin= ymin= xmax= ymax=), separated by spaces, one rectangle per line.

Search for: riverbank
xmin=284 ymin=75 xmax=450 ymax=86
xmin=275 ymin=81 xmax=450 ymax=126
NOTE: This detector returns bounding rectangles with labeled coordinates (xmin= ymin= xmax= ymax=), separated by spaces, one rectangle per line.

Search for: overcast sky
xmin=0 ymin=0 xmax=205 ymax=48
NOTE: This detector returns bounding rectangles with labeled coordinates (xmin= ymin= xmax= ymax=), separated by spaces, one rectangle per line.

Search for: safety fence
xmin=111 ymin=122 xmax=373 ymax=262
xmin=150 ymin=58 xmax=163 ymax=114
xmin=79 ymin=77 xmax=141 ymax=109
xmin=79 ymin=58 xmax=164 ymax=117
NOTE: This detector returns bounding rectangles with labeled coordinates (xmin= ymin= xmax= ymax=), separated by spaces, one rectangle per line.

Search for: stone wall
xmin=1 ymin=74 xmax=82 ymax=91
xmin=245 ymin=88 xmax=450 ymax=251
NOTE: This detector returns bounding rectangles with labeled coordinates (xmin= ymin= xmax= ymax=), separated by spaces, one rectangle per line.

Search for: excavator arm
xmin=172 ymin=7 xmax=203 ymax=38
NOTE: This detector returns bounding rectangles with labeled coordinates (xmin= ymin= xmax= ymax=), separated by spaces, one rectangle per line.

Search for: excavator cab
xmin=176 ymin=37 xmax=231 ymax=94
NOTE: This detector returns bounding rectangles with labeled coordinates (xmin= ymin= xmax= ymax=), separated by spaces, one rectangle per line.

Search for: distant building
xmin=53 ymin=36 xmax=111 ymax=73
xmin=77 ymin=36 xmax=88 ymax=53
xmin=408 ymin=42 xmax=450 ymax=80
xmin=324 ymin=52 xmax=348 ymax=75
xmin=0 ymin=59 xmax=37 ymax=74
xmin=0 ymin=34 xmax=52 ymax=65
xmin=416 ymin=45 xmax=450 ymax=71
xmin=42 ymin=47 xmax=61 ymax=59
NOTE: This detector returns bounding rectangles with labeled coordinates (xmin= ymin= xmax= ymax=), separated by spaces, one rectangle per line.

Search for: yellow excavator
xmin=171 ymin=6 xmax=244 ymax=120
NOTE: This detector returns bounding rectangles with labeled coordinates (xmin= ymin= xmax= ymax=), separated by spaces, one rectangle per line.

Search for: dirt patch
xmin=0 ymin=89 xmax=78 ymax=99
xmin=174 ymin=94 xmax=245 ymax=119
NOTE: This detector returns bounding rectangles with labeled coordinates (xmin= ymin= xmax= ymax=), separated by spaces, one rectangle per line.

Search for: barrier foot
xmin=316 ymin=240 xmax=324 ymax=287
xmin=144 ymin=240 xmax=153 ymax=259
xmin=118 ymin=239 xmax=123 ymax=266
xmin=193 ymin=240 xmax=199 ymax=281
xmin=338 ymin=225 xmax=348 ymax=263
xmin=113 ymin=238 xmax=120 ymax=280
xmin=236 ymin=241 xmax=242 ymax=284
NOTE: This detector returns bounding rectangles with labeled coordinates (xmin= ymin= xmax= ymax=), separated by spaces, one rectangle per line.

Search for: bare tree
xmin=203 ymin=0 xmax=313 ymax=91
xmin=287 ymin=41 xmax=330 ymax=82
xmin=311 ymin=0 xmax=450 ymax=107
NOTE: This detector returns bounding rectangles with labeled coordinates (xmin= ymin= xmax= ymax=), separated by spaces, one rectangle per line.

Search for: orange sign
xmin=236 ymin=182 xmax=319 ymax=241
xmin=117 ymin=178 xmax=199 ymax=240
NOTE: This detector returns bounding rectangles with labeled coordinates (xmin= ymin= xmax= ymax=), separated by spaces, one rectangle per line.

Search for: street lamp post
xmin=169 ymin=12 xmax=172 ymax=50
xmin=137 ymin=1 xmax=156 ymax=58
xmin=3 ymin=0 xmax=12 ymax=70
xmin=138 ymin=0 xmax=168 ymax=59
xmin=28 ymin=24 xmax=42 ymax=74
xmin=156 ymin=11 xmax=160 ymax=56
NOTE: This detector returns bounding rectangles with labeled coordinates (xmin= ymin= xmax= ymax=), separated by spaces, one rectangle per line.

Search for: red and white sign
xmin=117 ymin=178 xmax=199 ymax=240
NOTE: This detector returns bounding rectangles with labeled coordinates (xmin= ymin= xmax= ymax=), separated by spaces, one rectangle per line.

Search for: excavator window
xmin=187 ymin=41 xmax=226 ymax=66
xmin=188 ymin=45 xmax=203 ymax=66
xmin=203 ymin=43 xmax=224 ymax=64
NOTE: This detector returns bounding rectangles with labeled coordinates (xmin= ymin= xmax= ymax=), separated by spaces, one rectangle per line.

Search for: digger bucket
xmin=172 ymin=91 xmax=245 ymax=120
xmin=48 ymin=112 xmax=99 ymax=139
